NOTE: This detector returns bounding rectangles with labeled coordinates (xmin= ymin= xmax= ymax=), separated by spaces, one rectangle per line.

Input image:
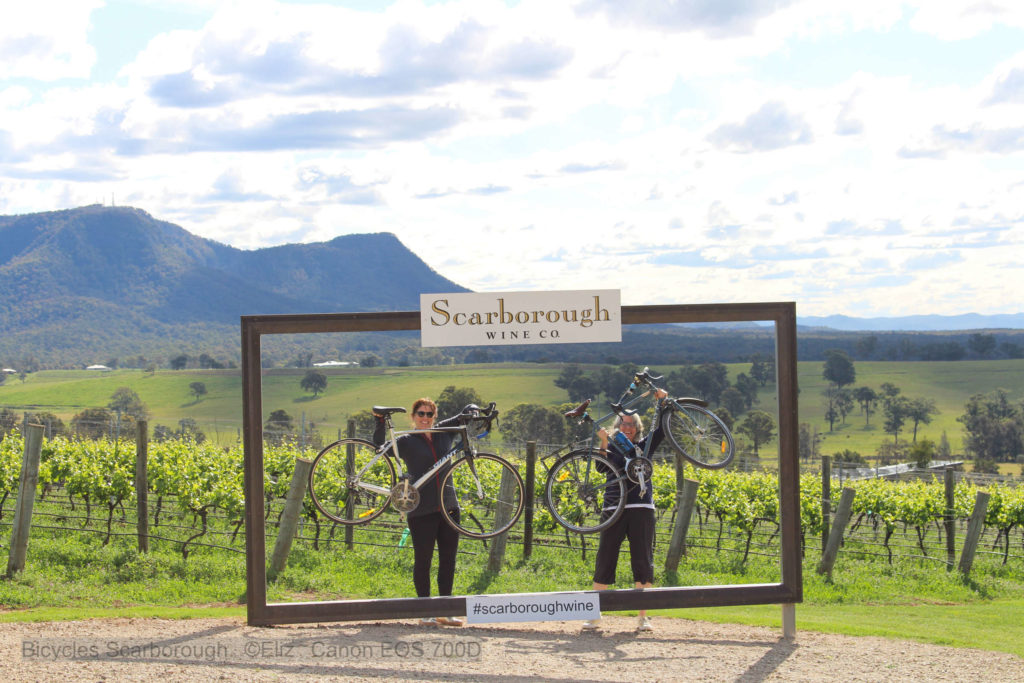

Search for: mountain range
xmin=1 ymin=205 xmax=1021 ymax=369
xmin=0 ymin=205 xmax=465 ymax=367
xmin=799 ymin=313 xmax=1024 ymax=332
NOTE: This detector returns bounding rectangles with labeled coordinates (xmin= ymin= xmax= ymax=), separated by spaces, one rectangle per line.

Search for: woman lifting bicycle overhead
xmin=582 ymin=387 xmax=667 ymax=634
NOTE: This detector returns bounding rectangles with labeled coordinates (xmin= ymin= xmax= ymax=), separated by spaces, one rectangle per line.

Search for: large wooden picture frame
xmin=241 ymin=302 xmax=800 ymax=626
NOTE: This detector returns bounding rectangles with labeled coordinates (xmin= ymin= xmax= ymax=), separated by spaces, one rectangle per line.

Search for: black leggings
xmin=407 ymin=510 xmax=461 ymax=598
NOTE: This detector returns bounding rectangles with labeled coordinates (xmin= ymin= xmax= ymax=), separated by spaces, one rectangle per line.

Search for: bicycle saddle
xmin=563 ymin=399 xmax=591 ymax=419
xmin=371 ymin=406 xmax=407 ymax=416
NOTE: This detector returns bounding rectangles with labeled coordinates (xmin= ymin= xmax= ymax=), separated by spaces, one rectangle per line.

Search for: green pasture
xmin=784 ymin=359 xmax=1024 ymax=459
xmin=3 ymin=359 xmax=1024 ymax=465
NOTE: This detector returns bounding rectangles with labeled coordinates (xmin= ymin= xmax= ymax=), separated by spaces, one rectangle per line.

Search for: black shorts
xmin=592 ymin=507 xmax=655 ymax=585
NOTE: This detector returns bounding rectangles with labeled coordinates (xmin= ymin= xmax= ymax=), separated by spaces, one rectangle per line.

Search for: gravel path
xmin=3 ymin=615 xmax=1023 ymax=682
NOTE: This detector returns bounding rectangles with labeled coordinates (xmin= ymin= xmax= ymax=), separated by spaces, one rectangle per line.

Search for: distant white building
xmin=86 ymin=364 xmax=112 ymax=371
xmin=1 ymin=368 xmax=16 ymax=374
xmin=313 ymin=360 xmax=353 ymax=367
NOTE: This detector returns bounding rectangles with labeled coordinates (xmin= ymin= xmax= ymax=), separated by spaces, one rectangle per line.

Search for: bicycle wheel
xmin=308 ymin=438 xmax=396 ymax=524
xmin=544 ymin=449 xmax=626 ymax=534
xmin=441 ymin=453 xmax=524 ymax=539
xmin=662 ymin=403 xmax=735 ymax=469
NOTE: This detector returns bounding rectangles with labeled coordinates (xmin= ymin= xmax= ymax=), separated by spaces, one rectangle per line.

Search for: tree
xmin=498 ymin=403 xmax=568 ymax=446
xmin=910 ymin=439 xmax=935 ymax=469
xmin=264 ymin=409 xmax=295 ymax=445
xmin=968 ymin=333 xmax=997 ymax=358
xmin=972 ymin=456 xmax=1000 ymax=475
xmin=734 ymin=373 xmax=759 ymax=409
xmin=957 ymin=389 xmax=1024 ymax=462
xmin=170 ymin=354 xmax=188 ymax=370
xmin=905 ymin=397 xmax=938 ymax=442
xmin=554 ymin=365 xmax=585 ymax=394
xmin=836 ymin=389 xmax=854 ymax=425
xmin=798 ymin=423 xmax=820 ymax=461
xmin=822 ymin=385 xmax=843 ymax=432
xmin=882 ymin=396 xmax=911 ymax=443
xmin=359 ymin=354 xmax=381 ymax=368
xmin=435 ymin=385 xmax=484 ymax=420
xmin=26 ymin=411 xmax=66 ymax=438
xmin=822 ymin=349 xmax=856 ymax=389
xmin=189 ymin=381 xmax=208 ymax=401
xmin=853 ymin=386 xmax=878 ymax=426
xmin=0 ymin=408 xmax=19 ymax=439
xmin=566 ymin=375 xmax=600 ymax=403
xmin=937 ymin=431 xmax=952 ymax=460
xmin=875 ymin=440 xmax=908 ymax=465
xmin=879 ymin=382 xmax=901 ymax=404
xmin=833 ymin=449 xmax=866 ymax=466
xmin=720 ymin=387 xmax=747 ymax=418
xmin=71 ymin=407 xmax=113 ymax=439
xmin=737 ymin=411 xmax=775 ymax=457
xmin=300 ymin=371 xmax=328 ymax=397
xmin=855 ymin=335 xmax=878 ymax=359
xmin=198 ymin=353 xmax=224 ymax=369
xmin=749 ymin=353 xmax=775 ymax=386
xmin=108 ymin=387 xmax=147 ymax=420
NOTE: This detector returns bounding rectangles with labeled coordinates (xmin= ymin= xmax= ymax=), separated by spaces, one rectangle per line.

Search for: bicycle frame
xmin=562 ymin=385 xmax=663 ymax=461
xmin=365 ymin=421 xmax=476 ymax=496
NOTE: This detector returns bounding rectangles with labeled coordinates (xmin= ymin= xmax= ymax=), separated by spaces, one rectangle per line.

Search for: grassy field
xmin=2 ymin=527 xmax=1022 ymax=658
xmin=3 ymin=359 xmax=1024 ymax=468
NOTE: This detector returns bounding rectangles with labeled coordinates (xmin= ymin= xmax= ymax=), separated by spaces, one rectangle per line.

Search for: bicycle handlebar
xmin=457 ymin=401 xmax=499 ymax=437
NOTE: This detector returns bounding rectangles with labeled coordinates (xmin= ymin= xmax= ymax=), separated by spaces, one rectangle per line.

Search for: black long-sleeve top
xmin=602 ymin=424 xmax=665 ymax=511
xmin=373 ymin=416 xmax=462 ymax=517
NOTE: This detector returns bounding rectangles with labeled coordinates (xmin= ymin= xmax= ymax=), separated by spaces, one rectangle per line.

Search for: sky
xmin=2 ymin=0 xmax=1023 ymax=318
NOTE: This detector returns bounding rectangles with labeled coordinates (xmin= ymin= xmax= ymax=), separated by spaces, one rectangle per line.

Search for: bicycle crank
xmin=390 ymin=481 xmax=420 ymax=513
xmin=626 ymin=458 xmax=653 ymax=485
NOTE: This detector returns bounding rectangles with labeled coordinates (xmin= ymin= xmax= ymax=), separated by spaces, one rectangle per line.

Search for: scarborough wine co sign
xmin=420 ymin=290 xmax=622 ymax=347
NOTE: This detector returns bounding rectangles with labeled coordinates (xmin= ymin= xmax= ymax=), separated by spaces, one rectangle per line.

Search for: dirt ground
xmin=3 ymin=615 xmax=1023 ymax=682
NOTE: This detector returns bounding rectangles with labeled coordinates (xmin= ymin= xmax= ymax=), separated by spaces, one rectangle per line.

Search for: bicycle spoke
xmin=442 ymin=453 xmax=524 ymax=539
xmin=664 ymin=404 xmax=734 ymax=469
xmin=544 ymin=450 xmax=624 ymax=534
xmin=308 ymin=439 xmax=396 ymax=524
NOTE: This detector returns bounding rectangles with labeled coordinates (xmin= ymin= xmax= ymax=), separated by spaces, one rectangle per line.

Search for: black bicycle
xmin=544 ymin=367 xmax=734 ymax=534
xmin=308 ymin=403 xmax=524 ymax=539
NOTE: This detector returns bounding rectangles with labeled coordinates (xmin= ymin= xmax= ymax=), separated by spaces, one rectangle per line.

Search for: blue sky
xmin=2 ymin=0 xmax=1023 ymax=317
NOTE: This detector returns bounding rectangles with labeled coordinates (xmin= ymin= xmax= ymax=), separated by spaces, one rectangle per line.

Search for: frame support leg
xmin=781 ymin=603 xmax=796 ymax=640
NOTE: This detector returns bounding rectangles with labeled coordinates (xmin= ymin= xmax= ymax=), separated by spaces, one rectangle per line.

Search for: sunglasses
xmin=415 ymin=411 xmax=435 ymax=418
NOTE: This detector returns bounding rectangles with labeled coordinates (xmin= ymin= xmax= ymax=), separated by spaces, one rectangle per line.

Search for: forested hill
xmin=0 ymin=205 xmax=466 ymax=366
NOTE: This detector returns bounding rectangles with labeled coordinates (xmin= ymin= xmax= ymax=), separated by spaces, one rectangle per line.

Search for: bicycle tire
xmin=441 ymin=452 xmax=524 ymax=539
xmin=308 ymin=438 xmax=396 ymax=525
xmin=544 ymin=449 xmax=626 ymax=534
xmin=662 ymin=402 xmax=735 ymax=469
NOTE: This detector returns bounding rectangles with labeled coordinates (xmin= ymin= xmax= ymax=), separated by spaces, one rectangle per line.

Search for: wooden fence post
xmin=665 ymin=478 xmax=699 ymax=573
xmin=6 ymin=423 xmax=44 ymax=577
xmin=345 ymin=419 xmax=355 ymax=550
xmin=268 ymin=458 xmax=313 ymax=579
xmin=821 ymin=455 xmax=831 ymax=553
xmin=136 ymin=420 xmax=149 ymax=553
xmin=816 ymin=487 xmax=856 ymax=579
xmin=522 ymin=441 xmax=536 ymax=560
xmin=944 ymin=468 xmax=955 ymax=571
xmin=486 ymin=467 xmax=518 ymax=573
xmin=957 ymin=490 xmax=990 ymax=577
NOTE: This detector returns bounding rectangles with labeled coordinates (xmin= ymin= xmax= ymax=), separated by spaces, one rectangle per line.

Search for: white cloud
xmin=0 ymin=1 xmax=101 ymax=80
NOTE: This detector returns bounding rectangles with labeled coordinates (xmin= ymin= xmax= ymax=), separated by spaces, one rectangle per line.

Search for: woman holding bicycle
xmin=373 ymin=397 xmax=465 ymax=627
xmin=582 ymin=388 xmax=667 ymax=633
